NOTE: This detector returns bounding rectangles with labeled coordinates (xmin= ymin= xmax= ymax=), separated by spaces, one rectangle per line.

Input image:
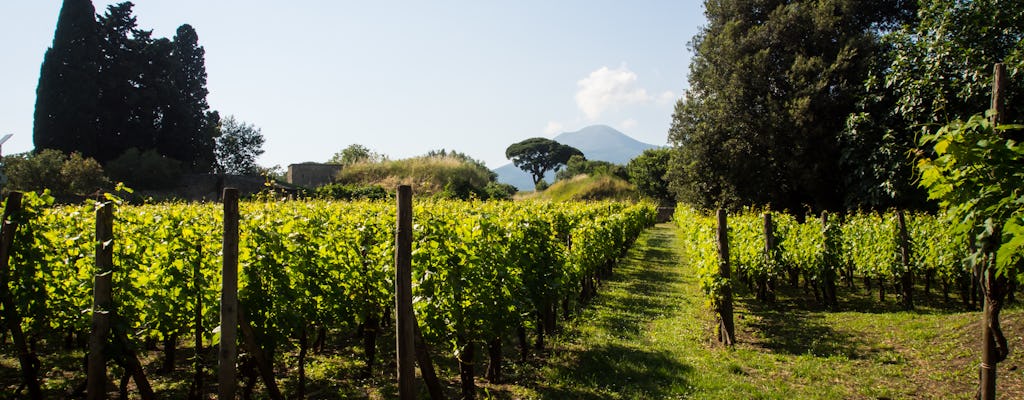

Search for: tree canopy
xmin=667 ymin=0 xmax=917 ymax=212
xmin=505 ymin=138 xmax=583 ymax=188
xmin=328 ymin=144 xmax=385 ymax=166
xmin=33 ymin=0 xmax=101 ymax=158
xmin=34 ymin=1 xmax=219 ymax=172
xmin=627 ymin=148 xmax=672 ymax=205
xmin=215 ymin=116 xmax=265 ymax=175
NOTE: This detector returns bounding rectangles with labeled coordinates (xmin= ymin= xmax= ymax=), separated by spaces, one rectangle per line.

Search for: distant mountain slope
xmin=495 ymin=125 xmax=660 ymax=190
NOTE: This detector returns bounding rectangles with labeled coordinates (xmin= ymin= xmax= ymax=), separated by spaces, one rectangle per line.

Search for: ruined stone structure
xmin=287 ymin=163 xmax=342 ymax=188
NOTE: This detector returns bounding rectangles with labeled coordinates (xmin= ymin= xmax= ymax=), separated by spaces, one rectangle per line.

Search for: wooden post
xmin=897 ymin=210 xmax=913 ymax=310
xmin=395 ymin=185 xmax=415 ymax=399
xmin=716 ymin=209 xmax=735 ymax=346
xmin=991 ymin=63 xmax=1006 ymax=127
xmin=219 ymin=188 xmax=239 ymax=399
xmin=979 ymin=63 xmax=1007 ymax=400
xmin=761 ymin=212 xmax=775 ymax=301
xmin=88 ymin=202 xmax=114 ymax=400
xmin=0 ymin=192 xmax=42 ymax=399
xmin=191 ymin=243 xmax=204 ymax=400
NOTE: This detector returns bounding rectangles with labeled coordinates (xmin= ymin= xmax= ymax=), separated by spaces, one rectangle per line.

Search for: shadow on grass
xmin=532 ymin=225 xmax=695 ymax=399
xmin=537 ymin=344 xmax=694 ymax=399
xmin=737 ymin=278 xmax=973 ymax=359
xmin=739 ymin=296 xmax=874 ymax=358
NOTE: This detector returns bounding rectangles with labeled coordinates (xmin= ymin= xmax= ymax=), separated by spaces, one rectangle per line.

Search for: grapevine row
xmin=0 ymin=192 xmax=656 ymax=397
xmin=676 ymin=207 xmax=1001 ymax=313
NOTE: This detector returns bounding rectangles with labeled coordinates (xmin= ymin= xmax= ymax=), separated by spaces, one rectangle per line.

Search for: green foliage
xmin=678 ymin=206 xmax=979 ymax=306
xmin=215 ymin=115 xmax=265 ymax=175
xmin=674 ymin=207 xmax=722 ymax=307
xmin=3 ymin=149 xmax=110 ymax=198
xmin=917 ymin=113 xmax=1024 ymax=274
xmin=888 ymin=0 xmax=1024 ymax=130
xmin=0 ymin=196 xmax=655 ymax=391
xmin=667 ymin=0 xmax=917 ymax=212
xmin=482 ymin=182 xmax=517 ymax=201
xmin=555 ymin=155 xmax=627 ymax=182
xmin=327 ymin=144 xmax=385 ymax=166
xmin=505 ymin=138 xmax=583 ymax=186
xmin=313 ymin=183 xmax=389 ymax=201
xmin=105 ymin=148 xmax=183 ymax=190
xmin=526 ymin=174 xmax=638 ymax=202
xmin=334 ymin=154 xmax=498 ymax=200
xmin=627 ymin=148 xmax=673 ymax=204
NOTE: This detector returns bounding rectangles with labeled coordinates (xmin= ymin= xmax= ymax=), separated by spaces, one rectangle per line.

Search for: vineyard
xmin=675 ymin=207 xmax=1023 ymax=313
xmin=0 ymin=190 xmax=656 ymax=398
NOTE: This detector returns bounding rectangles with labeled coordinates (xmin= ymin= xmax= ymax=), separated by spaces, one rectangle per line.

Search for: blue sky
xmin=1 ymin=1 xmax=705 ymax=169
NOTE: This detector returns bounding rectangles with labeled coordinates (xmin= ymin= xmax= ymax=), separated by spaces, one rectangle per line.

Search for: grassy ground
xmin=490 ymin=223 xmax=1024 ymax=399
xmin=2 ymin=222 xmax=1022 ymax=398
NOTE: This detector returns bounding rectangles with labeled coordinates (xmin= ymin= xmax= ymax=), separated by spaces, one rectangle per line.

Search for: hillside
xmin=495 ymin=125 xmax=660 ymax=190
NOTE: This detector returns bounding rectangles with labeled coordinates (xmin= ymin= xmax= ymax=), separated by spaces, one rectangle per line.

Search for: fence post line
xmin=87 ymin=202 xmax=114 ymax=400
xmin=219 ymin=188 xmax=239 ymax=399
xmin=395 ymin=185 xmax=415 ymax=399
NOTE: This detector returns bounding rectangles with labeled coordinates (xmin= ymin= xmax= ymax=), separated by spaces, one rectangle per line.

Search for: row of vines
xmin=0 ymin=191 xmax=656 ymax=398
xmin=676 ymin=207 xmax=1021 ymax=313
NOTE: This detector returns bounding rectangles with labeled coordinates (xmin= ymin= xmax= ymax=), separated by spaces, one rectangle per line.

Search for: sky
xmin=1 ymin=1 xmax=706 ymax=170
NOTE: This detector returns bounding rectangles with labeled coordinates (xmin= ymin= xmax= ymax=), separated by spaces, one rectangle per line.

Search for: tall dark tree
xmin=33 ymin=0 xmax=101 ymax=158
xmin=36 ymin=1 xmax=219 ymax=173
xmin=505 ymin=138 xmax=583 ymax=187
xmin=164 ymin=24 xmax=220 ymax=172
xmin=93 ymin=2 xmax=141 ymax=162
xmin=667 ymin=0 xmax=916 ymax=212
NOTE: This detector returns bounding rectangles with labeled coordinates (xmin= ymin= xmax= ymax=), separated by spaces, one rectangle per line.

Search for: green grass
xmin=488 ymin=223 xmax=1024 ymax=399
xmin=519 ymin=174 xmax=640 ymax=202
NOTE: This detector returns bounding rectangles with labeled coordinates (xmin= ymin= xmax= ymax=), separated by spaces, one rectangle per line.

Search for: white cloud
xmin=657 ymin=90 xmax=678 ymax=105
xmin=575 ymin=65 xmax=650 ymax=119
xmin=620 ymin=118 xmax=639 ymax=131
xmin=543 ymin=121 xmax=564 ymax=135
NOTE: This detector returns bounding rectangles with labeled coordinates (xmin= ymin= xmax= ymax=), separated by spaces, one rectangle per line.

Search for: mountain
xmin=494 ymin=125 xmax=660 ymax=190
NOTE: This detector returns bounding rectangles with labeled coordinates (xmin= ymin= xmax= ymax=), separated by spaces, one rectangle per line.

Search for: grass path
xmin=497 ymin=222 xmax=1024 ymax=399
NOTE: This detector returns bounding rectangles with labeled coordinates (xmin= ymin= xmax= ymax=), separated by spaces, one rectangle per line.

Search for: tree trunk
xmin=458 ymin=338 xmax=476 ymax=400
xmin=162 ymin=333 xmax=177 ymax=373
xmin=361 ymin=314 xmax=379 ymax=379
xmin=413 ymin=321 xmax=444 ymax=400
xmin=534 ymin=312 xmax=545 ymax=351
xmin=296 ymin=327 xmax=308 ymax=400
xmin=518 ymin=324 xmax=529 ymax=362
xmin=486 ymin=337 xmax=502 ymax=382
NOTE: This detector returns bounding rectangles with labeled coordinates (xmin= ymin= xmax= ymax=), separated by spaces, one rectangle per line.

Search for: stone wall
xmin=287 ymin=163 xmax=341 ymax=188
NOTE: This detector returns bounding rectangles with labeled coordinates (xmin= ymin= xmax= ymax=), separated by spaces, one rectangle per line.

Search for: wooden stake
xmin=979 ymin=62 xmax=1007 ymax=400
xmin=88 ymin=202 xmax=114 ymax=400
xmin=395 ymin=185 xmax=415 ymax=399
xmin=716 ymin=209 xmax=735 ymax=346
xmin=0 ymin=192 xmax=42 ymax=399
xmin=219 ymin=188 xmax=239 ymax=399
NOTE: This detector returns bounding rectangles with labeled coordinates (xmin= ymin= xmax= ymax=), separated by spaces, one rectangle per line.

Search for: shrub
xmin=105 ymin=148 xmax=183 ymax=190
xmin=2 ymin=149 xmax=110 ymax=198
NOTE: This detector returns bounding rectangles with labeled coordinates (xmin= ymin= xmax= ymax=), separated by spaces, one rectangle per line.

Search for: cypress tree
xmin=33 ymin=0 xmax=101 ymax=158
xmin=164 ymin=24 xmax=219 ymax=172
